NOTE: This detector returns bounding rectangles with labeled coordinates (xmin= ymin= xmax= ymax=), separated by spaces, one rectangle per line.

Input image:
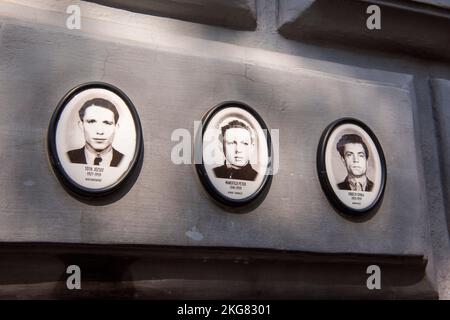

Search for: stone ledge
xmin=278 ymin=0 xmax=450 ymax=61
xmin=84 ymin=0 xmax=257 ymax=30
xmin=0 ymin=243 xmax=436 ymax=299
xmin=410 ymin=0 xmax=450 ymax=10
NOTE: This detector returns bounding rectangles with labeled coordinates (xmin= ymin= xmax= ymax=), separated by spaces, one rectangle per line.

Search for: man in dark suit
xmin=67 ymin=98 xmax=124 ymax=167
xmin=213 ymin=119 xmax=258 ymax=181
xmin=336 ymin=134 xmax=374 ymax=192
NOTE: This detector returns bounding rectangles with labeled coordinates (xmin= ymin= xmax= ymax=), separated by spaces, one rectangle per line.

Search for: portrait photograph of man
xmin=213 ymin=119 xmax=258 ymax=181
xmin=52 ymin=84 xmax=141 ymax=193
xmin=336 ymin=134 xmax=374 ymax=192
xmin=67 ymin=98 xmax=124 ymax=167
xmin=320 ymin=119 xmax=386 ymax=214
xmin=198 ymin=102 xmax=272 ymax=204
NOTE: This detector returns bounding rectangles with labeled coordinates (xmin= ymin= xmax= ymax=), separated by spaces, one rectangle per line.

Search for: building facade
xmin=0 ymin=0 xmax=449 ymax=299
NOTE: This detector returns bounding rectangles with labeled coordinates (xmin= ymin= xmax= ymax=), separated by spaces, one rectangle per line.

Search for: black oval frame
xmin=195 ymin=101 xmax=273 ymax=211
xmin=47 ymin=82 xmax=144 ymax=202
xmin=316 ymin=118 xmax=387 ymax=218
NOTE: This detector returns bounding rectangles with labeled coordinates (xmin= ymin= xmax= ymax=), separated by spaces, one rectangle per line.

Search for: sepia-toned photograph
xmin=317 ymin=118 xmax=386 ymax=216
xmin=48 ymin=82 xmax=143 ymax=196
xmin=212 ymin=118 xmax=259 ymax=182
xmin=335 ymin=133 xmax=374 ymax=192
xmin=196 ymin=101 xmax=273 ymax=208
xmin=66 ymin=97 xmax=125 ymax=168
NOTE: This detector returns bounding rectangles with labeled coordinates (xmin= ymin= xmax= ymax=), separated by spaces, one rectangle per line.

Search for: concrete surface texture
xmin=0 ymin=0 xmax=449 ymax=298
xmin=84 ymin=0 xmax=257 ymax=30
xmin=411 ymin=0 xmax=450 ymax=9
xmin=278 ymin=0 xmax=450 ymax=61
xmin=429 ymin=79 xmax=450 ymax=298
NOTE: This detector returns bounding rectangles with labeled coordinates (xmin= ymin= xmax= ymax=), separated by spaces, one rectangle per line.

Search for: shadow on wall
xmin=0 ymin=243 xmax=434 ymax=299
xmin=84 ymin=0 xmax=257 ymax=30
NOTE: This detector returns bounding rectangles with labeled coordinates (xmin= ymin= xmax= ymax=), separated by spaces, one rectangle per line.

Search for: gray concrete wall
xmin=278 ymin=0 xmax=450 ymax=61
xmin=0 ymin=0 xmax=449 ymax=299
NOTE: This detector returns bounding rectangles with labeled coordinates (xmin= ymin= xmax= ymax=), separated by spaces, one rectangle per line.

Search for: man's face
xmin=223 ymin=127 xmax=252 ymax=168
xmin=342 ymin=143 xmax=367 ymax=177
xmin=81 ymin=105 xmax=116 ymax=153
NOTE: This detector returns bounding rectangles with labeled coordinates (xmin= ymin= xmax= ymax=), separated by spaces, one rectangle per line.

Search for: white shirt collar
xmin=84 ymin=147 xmax=113 ymax=167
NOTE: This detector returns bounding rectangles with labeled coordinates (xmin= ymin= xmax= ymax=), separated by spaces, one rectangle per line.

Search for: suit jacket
xmin=67 ymin=147 xmax=124 ymax=167
xmin=213 ymin=163 xmax=258 ymax=181
xmin=337 ymin=176 xmax=374 ymax=192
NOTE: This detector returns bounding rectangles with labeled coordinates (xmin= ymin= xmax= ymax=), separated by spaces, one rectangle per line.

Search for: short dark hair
xmin=221 ymin=120 xmax=252 ymax=140
xmin=79 ymin=98 xmax=119 ymax=124
xmin=337 ymin=134 xmax=369 ymax=159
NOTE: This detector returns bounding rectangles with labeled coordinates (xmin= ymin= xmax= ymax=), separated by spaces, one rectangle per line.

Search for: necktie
xmin=94 ymin=156 xmax=102 ymax=166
